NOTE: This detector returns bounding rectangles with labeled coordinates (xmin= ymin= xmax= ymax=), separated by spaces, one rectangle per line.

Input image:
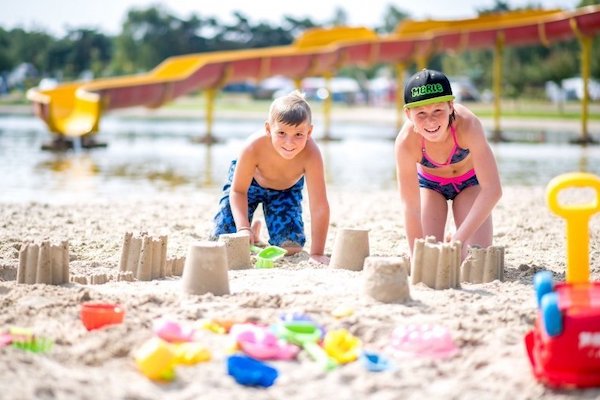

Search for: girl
xmin=395 ymin=69 xmax=502 ymax=259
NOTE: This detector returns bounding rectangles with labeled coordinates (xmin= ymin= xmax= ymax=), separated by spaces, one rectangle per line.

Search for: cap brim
xmin=404 ymin=95 xmax=455 ymax=109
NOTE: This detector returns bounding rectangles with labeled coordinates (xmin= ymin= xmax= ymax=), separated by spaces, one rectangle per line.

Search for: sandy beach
xmin=1 ymin=183 xmax=599 ymax=400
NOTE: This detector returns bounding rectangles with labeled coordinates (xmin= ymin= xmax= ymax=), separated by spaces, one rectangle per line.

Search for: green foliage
xmin=0 ymin=2 xmax=598 ymax=99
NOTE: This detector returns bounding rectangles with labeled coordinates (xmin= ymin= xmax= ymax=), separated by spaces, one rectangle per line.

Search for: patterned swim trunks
xmin=211 ymin=160 xmax=306 ymax=247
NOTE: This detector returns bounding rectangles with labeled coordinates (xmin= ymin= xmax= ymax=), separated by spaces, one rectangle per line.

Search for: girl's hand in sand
xmin=309 ymin=254 xmax=330 ymax=265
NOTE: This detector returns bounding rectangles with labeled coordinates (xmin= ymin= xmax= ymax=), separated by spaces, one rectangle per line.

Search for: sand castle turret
xmin=461 ymin=245 xmax=505 ymax=283
xmin=362 ymin=256 xmax=411 ymax=303
xmin=17 ymin=240 xmax=69 ymax=285
xmin=181 ymin=241 xmax=229 ymax=296
xmin=119 ymin=232 xmax=170 ymax=281
xmin=330 ymin=228 xmax=370 ymax=271
xmin=218 ymin=232 xmax=252 ymax=270
xmin=411 ymin=236 xmax=461 ymax=290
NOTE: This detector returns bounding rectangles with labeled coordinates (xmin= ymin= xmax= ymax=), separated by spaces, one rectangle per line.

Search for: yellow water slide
xmin=27 ymin=6 xmax=600 ymax=140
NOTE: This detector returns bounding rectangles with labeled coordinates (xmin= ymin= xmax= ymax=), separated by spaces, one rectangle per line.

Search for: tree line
xmin=0 ymin=0 xmax=598 ymax=99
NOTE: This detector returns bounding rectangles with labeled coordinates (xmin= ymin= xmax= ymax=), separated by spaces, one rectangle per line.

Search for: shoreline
xmin=2 ymin=103 xmax=600 ymax=136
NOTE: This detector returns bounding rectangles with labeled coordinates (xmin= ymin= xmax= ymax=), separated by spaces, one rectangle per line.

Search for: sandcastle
xmin=410 ymin=237 xmax=462 ymax=290
xmin=181 ymin=241 xmax=230 ymax=296
xmin=70 ymin=271 xmax=135 ymax=285
xmin=411 ymin=236 xmax=506 ymax=289
xmin=461 ymin=245 xmax=505 ymax=283
xmin=218 ymin=232 xmax=252 ymax=270
xmin=119 ymin=232 xmax=185 ymax=280
xmin=362 ymin=256 xmax=411 ymax=303
xmin=330 ymin=228 xmax=370 ymax=271
xmin=17 ymin=240 xmax=69 ymax=285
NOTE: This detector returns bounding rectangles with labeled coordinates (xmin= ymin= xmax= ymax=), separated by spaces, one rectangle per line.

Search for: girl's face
xmin=405 ymin=101 xmax=454 ymax=142
xmin=265 ymin=119 xmax=313 ymax=160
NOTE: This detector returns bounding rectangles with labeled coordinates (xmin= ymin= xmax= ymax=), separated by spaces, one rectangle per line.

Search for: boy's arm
xmin=230 ymin=146 xmax=256 ymax=237
xmin=452 ymin=115 xmax=502 ymax=244
xmin=304 ymin=142 xmax=330 ymax=260
xmin=395 ymin=128 xmax=422 ymax=256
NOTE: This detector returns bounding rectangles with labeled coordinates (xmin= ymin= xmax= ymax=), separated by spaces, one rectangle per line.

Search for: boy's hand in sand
xmin=309 ymin=254 xmax=329 ymax=265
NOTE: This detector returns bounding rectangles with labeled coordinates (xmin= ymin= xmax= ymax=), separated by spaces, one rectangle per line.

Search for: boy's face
xmin=265 ymin=119 xmax=313 ymax=160
xmin=405 ymin=101 xmax=454 ymax=142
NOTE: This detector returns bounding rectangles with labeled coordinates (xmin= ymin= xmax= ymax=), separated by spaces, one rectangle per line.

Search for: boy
xmin=395 ymin=69 xmax=502 ymax=259
xmin=211 ymin=91 xmax=330 ymax=264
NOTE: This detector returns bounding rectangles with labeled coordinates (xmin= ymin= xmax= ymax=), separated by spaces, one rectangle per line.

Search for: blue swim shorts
xmin=211 ymin=160 xmax=306 ymax=247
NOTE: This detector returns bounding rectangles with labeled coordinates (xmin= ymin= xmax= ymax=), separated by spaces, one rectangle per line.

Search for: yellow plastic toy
xmin=134 ymin=337 xmax=177 ymax=381
xmin=323 ymin=329 xmax=362 ymax=364
xmin=546 ymin=172 xmax=600 ymax=284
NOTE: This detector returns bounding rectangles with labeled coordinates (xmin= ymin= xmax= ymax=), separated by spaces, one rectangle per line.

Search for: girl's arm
xmin=453 ymin=113 xmax=502 ymax=244
xmin=395 ymin=127 xmax=422 ymax=255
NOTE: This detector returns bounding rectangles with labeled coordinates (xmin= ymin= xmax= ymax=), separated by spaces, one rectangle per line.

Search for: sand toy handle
xmin=546 ymin=172 xmax=600 ymax=284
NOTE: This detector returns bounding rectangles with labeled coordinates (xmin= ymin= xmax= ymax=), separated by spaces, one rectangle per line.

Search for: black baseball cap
xmin=404 ymin=69 xmax=454 ymax=109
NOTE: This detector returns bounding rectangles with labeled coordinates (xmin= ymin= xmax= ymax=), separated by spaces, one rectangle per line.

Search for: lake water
xmin=1 ymin=113 xmax=600 ymax=203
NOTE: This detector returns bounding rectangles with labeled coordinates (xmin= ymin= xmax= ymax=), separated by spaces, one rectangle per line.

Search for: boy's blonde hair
xmin=269 ymin=90 xmax=312 ymax=126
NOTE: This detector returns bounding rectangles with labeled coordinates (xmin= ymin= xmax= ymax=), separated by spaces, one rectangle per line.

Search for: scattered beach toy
xmin=8 ymin=327 xmax=53 ymax=353
xmin=323 ymin=329 xmax=362 ymax=364
xmin=275 ymin=321 xmax=337 ymax=371
xmin=279 ymin=312 xmax=314 ymax=323
xmin=0 ymin=333 xmax=12 ymax=348
xmin=153 ymin=317 xmax=195 ymax=343
xmin=172 ymin=342 xmax=211 ymax=365
xmin=80 ymin=302 xmax=125 ymax=331
xmin=197 ymin=318 xmax=237 ymax=334
xmin=251 ymin=245 xmax=287 ymax=268
xmin=390 ymin=324 xmax=458 ymax=359
xmin=331 ymin=305 xmax=355 ymax=318
xmin=227 ymin=355 xmax=279 ymax=388
xmin=231 ymin=324 xmax=299 ymax=360
xmin=134 ymin=337 xmax=177 ymax=381
xmin=361 ymin=351 xmax=393 ymax=372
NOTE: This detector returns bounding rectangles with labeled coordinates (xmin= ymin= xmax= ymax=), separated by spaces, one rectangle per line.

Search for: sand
xmin=1 ymin=185 xmax=600 ymax=400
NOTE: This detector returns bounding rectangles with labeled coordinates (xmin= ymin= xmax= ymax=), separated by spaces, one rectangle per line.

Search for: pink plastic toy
xmin=153 ymin=317 xmax=195 ymax=343
xmin=390 ymin=324 xmax=458 ymax=359
xmin=231 ymin=324 xmax=299 ymax=361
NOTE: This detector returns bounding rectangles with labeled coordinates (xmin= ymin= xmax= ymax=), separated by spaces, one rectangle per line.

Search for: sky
xmin=0 ymin=0 xmax=582 ymax=37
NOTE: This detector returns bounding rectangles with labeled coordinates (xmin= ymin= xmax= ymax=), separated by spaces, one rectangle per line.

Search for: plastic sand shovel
xmin=227 ymin=355 xmax=279 ymax=387
xmin=275 ymin=321 xmax=338 ymax=371
xmin=546 ymin=172 xmax=600 ymax=284
xmin=323 ymin=329 xmax=362 ymax=364
xmin=250 ymin=245 xmax=287 ymax=268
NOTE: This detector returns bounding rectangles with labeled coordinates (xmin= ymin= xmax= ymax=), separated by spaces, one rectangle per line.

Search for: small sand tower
xmin=119 ymin=232 xmax=168 ymax=281
xmin=17 ymin=240 xmax=69 ymax=285
xmin=362 ymin=256 xmax=411 ymax=303
xmin=330 ymin=228 xmax=370 ymax=271
xmin=181 ymin=241 xmax=230 ymax=296
xmin=461 ymin=245 xmax=505 ymax=283
xmin=218 ymin=232 xmax=252 ymax=270
xmin=411 ymin=236 xmax=461 ymax=290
